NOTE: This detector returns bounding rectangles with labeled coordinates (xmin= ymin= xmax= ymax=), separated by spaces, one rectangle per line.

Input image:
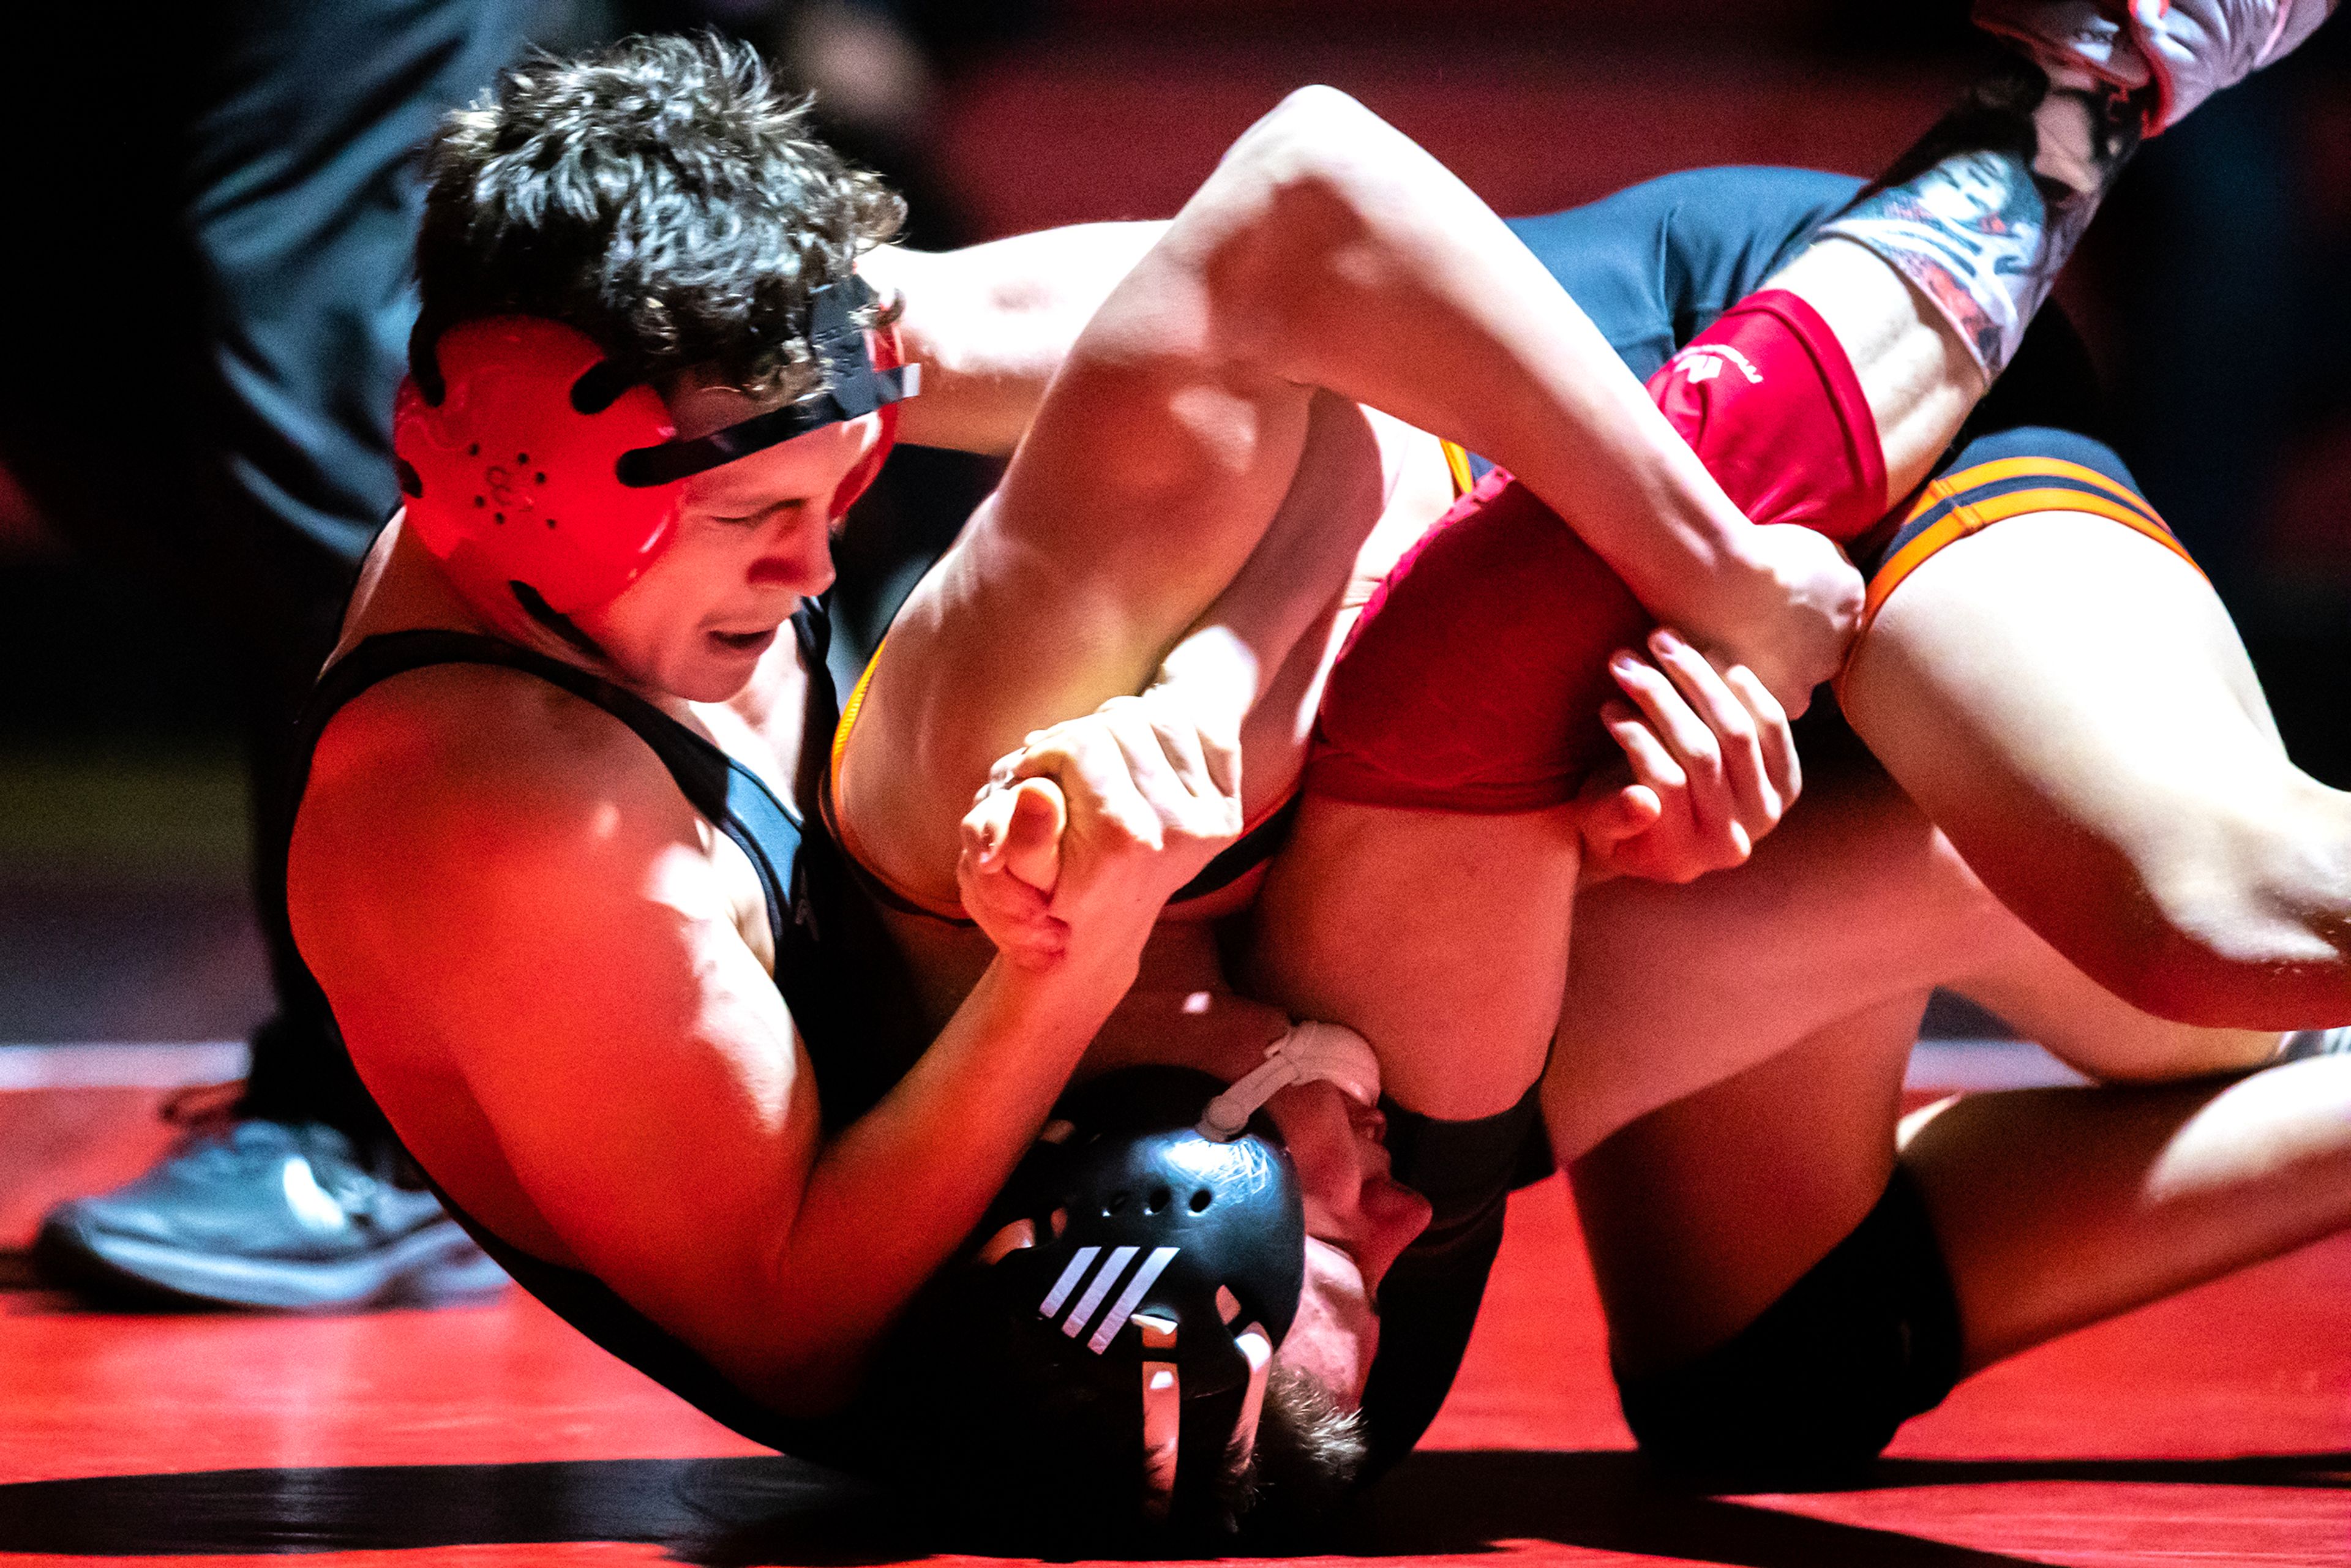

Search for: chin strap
xmin=1198 ymin=1021 xmax=1381 ymax=1142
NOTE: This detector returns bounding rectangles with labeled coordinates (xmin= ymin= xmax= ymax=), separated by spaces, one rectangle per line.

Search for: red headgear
xmin=393 ymin=277 xmax=917 ymax=636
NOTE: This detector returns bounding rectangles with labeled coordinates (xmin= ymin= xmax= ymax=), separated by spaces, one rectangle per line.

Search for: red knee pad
xmin=1649 ymin=290 xmax=1886 ymax=542
xmin=1304 ymin=470 xmax=1648 ymax=813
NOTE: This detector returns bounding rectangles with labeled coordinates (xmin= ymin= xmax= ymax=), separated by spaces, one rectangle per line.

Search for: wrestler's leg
xmin=1543 ymin=748 xmax=2014 ymax=1163
xmin=1843 ymin=501 xmax=2351 ymax=1032
xmin=1944 ymin=901 xmax=2283 ymax=1083
xmin=1568 ymin=995 xmax=1920 ymax=1386
xmin=1559 ymin=771 xmax=2336 ymax=1475
xmin=1250 ymin=804 xmax=1584 ymax=1120
xmin=1685 ymin=158 xmax=2351 ymax=1041
xmin=1902 ymin=1056 xmax=2351 ymax=1372
xmin=1573 ymin=999 xmax=2351 ymax=1479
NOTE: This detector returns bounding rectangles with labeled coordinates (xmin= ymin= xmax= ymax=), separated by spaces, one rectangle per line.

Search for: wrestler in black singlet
xmin=286 ymin=600 xmax=925 ymax=1468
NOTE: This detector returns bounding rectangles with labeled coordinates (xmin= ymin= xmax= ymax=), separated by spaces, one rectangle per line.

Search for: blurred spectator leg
xmin=16 ymin=0 xmax=531 ymax=1310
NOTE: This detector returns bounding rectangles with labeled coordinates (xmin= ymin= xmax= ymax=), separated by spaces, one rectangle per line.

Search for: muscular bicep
xmin=442 ymin=830 xmax=822 ymax=1380
xmin=297 ymin=729 xmax=826 ymax=1397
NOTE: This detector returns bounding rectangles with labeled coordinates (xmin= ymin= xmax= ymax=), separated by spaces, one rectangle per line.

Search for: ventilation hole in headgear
xmin=473 ymin=496 xmax=485 ymax=508
xmin=394 ymin=459 xmax=423 ymax=498
xmin=1190 ymin=1190 xmax=1213 ymax=1214
xmin=493 ymin=512 xmax=505 ymax=524
xmin=534 ymin=472 xmax=547 ymax=484
xmin=1145 ymin=1186 xmax=1172 ymax=1215
xmin=545 ymin=517 xmax=557 ymax=528
xmin=516 ymin=452 xmax=530 ymax=463
xmin=467 ymin=443 xmax=480 ymax=457
xmin=1104 ymin=1191 xmax=1130 ymax=1216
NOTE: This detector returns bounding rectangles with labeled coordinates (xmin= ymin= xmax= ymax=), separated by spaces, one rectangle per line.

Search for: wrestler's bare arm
xmin=863 ymin=222 xmax=1167 ymax=456
xmin=289 ymin=669 xmax=1190 ymax=1416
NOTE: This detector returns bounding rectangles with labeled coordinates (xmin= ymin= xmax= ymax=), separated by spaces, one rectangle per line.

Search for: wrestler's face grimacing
xmin=1261 ymin=1081 xmax=1433 ymax=1408
xmin=588 ymin=378 xmax=883 ymax=702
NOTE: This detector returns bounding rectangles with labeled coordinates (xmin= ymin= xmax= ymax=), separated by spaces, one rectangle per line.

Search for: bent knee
xmin=1613 ymin=1171 xmax=1962 ymax=1488
xmin=2115 ymin=820 xmax=2351 ymax=1030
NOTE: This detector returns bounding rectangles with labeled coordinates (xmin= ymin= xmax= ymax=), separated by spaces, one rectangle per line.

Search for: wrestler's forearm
xmin=745 ymin=950 xmax=1137 ymax=1407
xmin=865 ymin=222 xmax=1171 ymax=455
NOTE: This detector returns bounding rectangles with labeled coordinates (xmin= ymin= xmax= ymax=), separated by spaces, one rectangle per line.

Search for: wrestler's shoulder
xmin=300 ymin=664 xmax=702 ymax=888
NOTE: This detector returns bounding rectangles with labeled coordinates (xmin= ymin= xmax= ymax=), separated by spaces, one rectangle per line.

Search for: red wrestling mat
xmin=2 ymin=1164 xmax=2345 ymax=1568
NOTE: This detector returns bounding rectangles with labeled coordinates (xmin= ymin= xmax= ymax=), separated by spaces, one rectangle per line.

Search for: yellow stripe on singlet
xmin=1835 ymin=464 xmax=2204 ymax=702
xmin=826 ymin=639 xmax=974 ymax=922
xmin=1920 ymin=456 xmax=2167 ymax=528
xmin=1440 ymin=439 xmax=1476 ymax=499
xmin=1862 ymin=484 xmax=2200 ymax=632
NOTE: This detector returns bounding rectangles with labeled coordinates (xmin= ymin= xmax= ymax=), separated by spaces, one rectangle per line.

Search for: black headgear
xmin=866 ymin=1065 xmax=1307 ymax=1531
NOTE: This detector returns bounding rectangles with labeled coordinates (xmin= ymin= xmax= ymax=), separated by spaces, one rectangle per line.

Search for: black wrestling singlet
xmin=287 ymin=604 xmax=923 ymax=1464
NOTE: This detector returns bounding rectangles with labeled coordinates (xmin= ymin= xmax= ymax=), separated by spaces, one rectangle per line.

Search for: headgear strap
xmin=1198 ymin=1021 xmax=1382 ymax=1142
xmin=613 ymin=279 xmax=921 ymax=487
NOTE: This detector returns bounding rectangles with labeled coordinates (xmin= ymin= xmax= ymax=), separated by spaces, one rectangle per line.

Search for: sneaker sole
xmin=31 ymin=1218 xmax=511 ymax=1312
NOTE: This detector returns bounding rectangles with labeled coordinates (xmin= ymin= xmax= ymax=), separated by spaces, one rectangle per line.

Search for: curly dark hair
xmin=414 ymin=32 xmax=904 ymax=402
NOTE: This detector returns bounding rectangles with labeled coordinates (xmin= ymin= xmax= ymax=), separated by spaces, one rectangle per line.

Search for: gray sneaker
xmin=31 ymin=1111 xmax=508 ymax=1311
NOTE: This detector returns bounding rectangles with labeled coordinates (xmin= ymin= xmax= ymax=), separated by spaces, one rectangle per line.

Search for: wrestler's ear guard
xmin=395 ymin=317 xmax=684 ymax=623
xmin=392 ymin=276 xmax=918 ymax=631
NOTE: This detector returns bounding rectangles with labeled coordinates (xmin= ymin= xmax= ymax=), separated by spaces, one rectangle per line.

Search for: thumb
xmin=1000 ymin=777 xmax=1068 ymax=894
xmin=1583 ymin=784 xmax=1662 ymax=849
